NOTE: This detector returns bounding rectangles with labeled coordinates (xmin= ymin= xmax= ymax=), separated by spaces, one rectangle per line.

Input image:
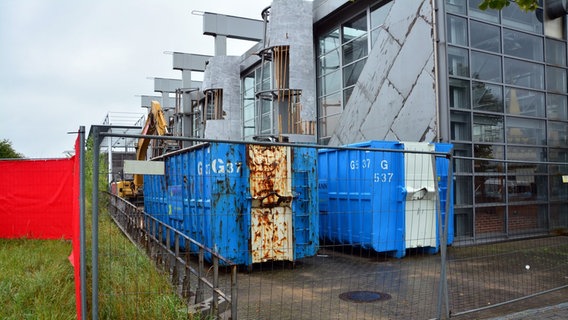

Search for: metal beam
xmin=172 ymin=52 xmax=211 ymax=72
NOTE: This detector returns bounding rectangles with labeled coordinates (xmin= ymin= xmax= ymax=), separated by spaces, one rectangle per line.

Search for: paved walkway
xmin=486 ymin=302 xmax=568 ymax=320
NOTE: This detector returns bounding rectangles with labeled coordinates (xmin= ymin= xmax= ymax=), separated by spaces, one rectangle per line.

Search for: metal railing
xmin=106 ymin=192 xmax=238 ymax=319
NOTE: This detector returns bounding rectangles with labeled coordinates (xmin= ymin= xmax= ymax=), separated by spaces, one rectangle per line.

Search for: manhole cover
xmin=338 ymin=291 xmax=392 ymax=303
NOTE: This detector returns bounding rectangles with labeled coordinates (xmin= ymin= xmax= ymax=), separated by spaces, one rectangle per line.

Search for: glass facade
xmin=316 ymin=0 xmax=393 ymax=144
xmin=446 ymin=0 xmax=568 ymax=240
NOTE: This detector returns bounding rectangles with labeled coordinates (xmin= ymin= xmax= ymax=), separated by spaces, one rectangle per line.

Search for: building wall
xmin=202 ymin=55 xmax=242 ymax=140
xmin=328 ymin=0 xmax=437 ymax=146
xmin=267 ymin=0 xmax=317 ymax=122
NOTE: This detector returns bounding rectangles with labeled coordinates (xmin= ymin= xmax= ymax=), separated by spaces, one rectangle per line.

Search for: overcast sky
xmin=0 ymin=0 xmax=271 ymax=158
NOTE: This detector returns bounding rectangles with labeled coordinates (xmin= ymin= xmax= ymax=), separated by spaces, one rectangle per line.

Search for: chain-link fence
xmin=93 ymin=135 xmax=568 ymax=319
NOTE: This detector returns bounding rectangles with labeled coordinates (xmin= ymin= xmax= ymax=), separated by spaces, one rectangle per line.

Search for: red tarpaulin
xmin=0 ymin=134 xmax=82 ymax=319
xmin=0 ymin=157 xmax=74 ymax=239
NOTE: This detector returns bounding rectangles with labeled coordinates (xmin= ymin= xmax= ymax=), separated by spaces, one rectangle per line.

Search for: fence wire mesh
xmin=96 ymin=140 xmax=568 ymax=320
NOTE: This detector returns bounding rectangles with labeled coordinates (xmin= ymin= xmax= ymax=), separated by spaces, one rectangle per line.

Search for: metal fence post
xmin=91 ymin=126 xmax=101 ymax=320
xmin=231 ymin=265 xmax=238 ymax=320
xmin=78 ymin=126 xmax=87 ymax=320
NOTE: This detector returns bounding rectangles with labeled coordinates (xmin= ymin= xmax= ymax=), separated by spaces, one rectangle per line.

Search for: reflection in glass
xmin=474 ymin=144 xmax=504 ymax=175
xmin=469 ymin=0 xmax=499 ymax=23
xmin=547 ymin=94 xmax=568 ymax=120
xmin=342 ymin=13 xmax=367 ymax=43
xmin=446 ymin=0 xmax=466 ymax=14
xmin=504 ymin=58 xmax=544 ymax=89
xmin=506 ymin=117 xmax=545 ymax=145
xmin=471 ymin=51 xmax=502 ymax=82
xmin=343 ymin=35 xmax=368 ymax=65
xmin=455 ymin=176 xmax=473 ymax=204
xmin=448 ymin=46 xmax=469 ymax=77
xmin=451 ymin=111 xmax=472 ymax=141
xmin=343 ymin=59 xmax=366 ymax=87
xmin=453 ymin=143 xmax=473 ymax=173
xmin=319 ymin=70 xmax=341 ymax=96
xmin=319 ymin=28 xmax=340 ymax=55
xmin=503 ymin=29 xmax=543 ymax=61
xmin=473 ymin=82 xmax=503 ymax=112
xmin=505 ymin=88 xmax=545 ymax=117
xmin=546 ymin=66 xmax=567 ymax=93
xmin=449 ymin=78 xmax=470 ymax=109
xmin=546 ymin=38 xmax=566 ymax=66
xmin=318 ymin=49 xmax=340 ymax=76
xmin=471 ymin=21 xmax=501 ymax=53
xmin=548 ymin=121 xmax=568 ymax=147
xmin=447 ymin=15 xmax=467 ymax=46
xmin=502 ymin=4 xmax=543 ymax=34
xmin=475 ymin=176 xmax=505 ymax=203
xmin=473 ymin=115 xmax=504 ymax=142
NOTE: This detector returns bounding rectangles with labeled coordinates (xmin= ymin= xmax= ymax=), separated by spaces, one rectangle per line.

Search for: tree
xmin=479 ymin=0 xmax=539 ymax=11
xmin=0 ymin=139 xmax=24 ymax=158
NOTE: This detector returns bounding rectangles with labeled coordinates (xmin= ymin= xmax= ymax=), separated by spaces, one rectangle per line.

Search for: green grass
xmin=0 ymin=238 xmax=76 ymax=320
xmin=0 ymin=206 xmax=192 ymax=319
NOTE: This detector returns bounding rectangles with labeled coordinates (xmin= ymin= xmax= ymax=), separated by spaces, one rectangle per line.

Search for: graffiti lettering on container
xmin=197 ymin=159 xmax=242 ymax=175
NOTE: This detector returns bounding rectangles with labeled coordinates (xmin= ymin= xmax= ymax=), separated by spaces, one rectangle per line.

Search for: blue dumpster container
xmin=318 ymin=141 xmax=454 ymax=258
xmin=318 ymin=141 xmax=406 ymax=258
xmin=144 ymin=142 xmax=319 ymax=267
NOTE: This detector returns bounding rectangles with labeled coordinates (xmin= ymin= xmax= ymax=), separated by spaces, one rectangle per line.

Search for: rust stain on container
xmin=248 ymin=145 xmax=293 ymax=263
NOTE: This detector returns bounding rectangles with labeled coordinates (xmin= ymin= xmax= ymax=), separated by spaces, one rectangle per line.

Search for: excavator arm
xmin=132 ymin=100 xmax=169 ymax=194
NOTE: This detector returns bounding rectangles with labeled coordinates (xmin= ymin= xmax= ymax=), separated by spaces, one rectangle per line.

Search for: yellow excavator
xmin=114 ymin=101 xmax=170 ymax=203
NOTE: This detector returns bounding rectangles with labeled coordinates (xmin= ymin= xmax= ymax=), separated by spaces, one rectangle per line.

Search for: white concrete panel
xmin=360 ymin=80 xmax=404 ymax=140
xmin=388 ymin=17 xmax=434 ymax=99
xmin=386 ymin=0 xmax=429 ymax=44
xmin=390 ymin=67 xmax=437 ymax=141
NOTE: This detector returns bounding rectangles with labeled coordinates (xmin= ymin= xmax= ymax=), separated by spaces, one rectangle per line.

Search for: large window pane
xmin=476 ymin=177 xmax=506 ymax=203
xmin=546 ymin=38 xmax=566 ymax=66
xmin=504 ymin=58 xmax=544 ymax=90
xmin=505 ymin=88 xmax=545 ymax=117
xmin=506 ymin=117 xmax=545 ymax=145
xmin=471 ymin=21 xmax=501 ymax=53
xmin=447 ymin=15 xmax=467 ymax=46
xmin=319 ymin=70 xmax=341 ymax=96
xmin=472 ymin=82 xmax=503 ymax=112
xmin=453 ymin=143 xmax=473 ymax=173
xmin=342 ymin=13 xmax=367 ymax=44
xmin=450 ymin=78 xmax=470 ymax=109
xmin=471 ymin=51 xmax=502 ymax=82
xmin=343 ymin=34 xmax=368 ymax=65
xmin=503 ymin=29 xmax=543 ymax=61
xmin=448 ymin=46 xmax=469 ymax=77
xmin=319 ymin=92 xmax=342 ymax=118
xmin=473 ymin=115 xmax=504 ymax=142
xmin=548 ymin=121 xmax=568 ymax=147
xmin=446 ymin=0 xmax=466 ymax=14
xmin=319 ymin=28 xmax=340 ymax=55
xmin=550 ymin=174 xmax=568 ymax=200
xmin=546 ymin=66 xmax=567 ymax=93
xmin=455 ymin=176 xmax=473 ymax=204
xmin=475 ymin=144 xmax=505 ymax=172
xmin=318 ymin=49 xmax=340 ymax=76
xmin=469 ymin=0 xmax=499 ymax=23
xmin=547 ymin=94 xmax=568 ymax=120
xmin=502 ymin=5 xmax=543 ymax=34
xmin=507 ymin=146 xmax=547 ymax=173
xmin=343 ymin=58 xmax=366 ymax=87
xmin=451 ymin=110 xmax=472 ymax=141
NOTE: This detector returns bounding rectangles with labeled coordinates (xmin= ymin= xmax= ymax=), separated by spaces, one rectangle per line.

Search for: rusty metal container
xmin=144 ymin=142 xmax=318 ymax=267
